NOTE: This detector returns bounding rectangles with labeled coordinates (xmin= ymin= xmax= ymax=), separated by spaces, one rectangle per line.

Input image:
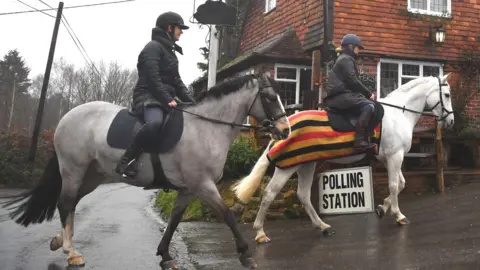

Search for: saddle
xmin=324 ymin=101 xmax=385 ymax=133
xmin=106 ymin=107 xmax=185 ymax=191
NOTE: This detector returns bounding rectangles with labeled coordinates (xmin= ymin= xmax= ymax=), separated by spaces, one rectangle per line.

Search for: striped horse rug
xmin=266 ymin=110 xmax=382 ymax=169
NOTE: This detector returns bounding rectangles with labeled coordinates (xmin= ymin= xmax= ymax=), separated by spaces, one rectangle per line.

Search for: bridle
xmin=378 ymin=76 xmax=454 ymax=122
xmin=171 ymin=75 xmax=286 ymax=130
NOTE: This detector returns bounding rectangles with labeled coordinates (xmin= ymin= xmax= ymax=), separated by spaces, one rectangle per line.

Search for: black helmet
xmin=341 ymin=34 xmax=364 ymax=49
xmin=156 ymin=12 xmax=189 ymax=30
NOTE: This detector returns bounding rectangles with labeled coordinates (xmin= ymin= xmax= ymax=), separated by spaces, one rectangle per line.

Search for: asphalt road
xmin=0 ymin=183 xmax=194 ymax=270
xmin=3 ymin=182 xmax=480 ymax=270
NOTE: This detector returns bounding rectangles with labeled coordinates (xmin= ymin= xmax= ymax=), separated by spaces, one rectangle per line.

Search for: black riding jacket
xmin=132 ymin=27 xmax=195 ymax=114
xmin=324 ymin=52 xmax=372 ymax=99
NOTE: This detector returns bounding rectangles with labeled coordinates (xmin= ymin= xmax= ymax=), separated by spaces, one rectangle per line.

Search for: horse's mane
xmin=385 ymin=76 xmax=433 ymax=98
xmin=195 ymin=74 xmax=258 ymax=102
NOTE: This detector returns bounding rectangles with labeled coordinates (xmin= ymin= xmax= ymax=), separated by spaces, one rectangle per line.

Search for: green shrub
xmin=0 ymin=131 xmax=53 ymax=188
xmin=155 ymin=190 xmax=206 ymax=221
xmin=223 ymin=135 xmax=261 ymax=179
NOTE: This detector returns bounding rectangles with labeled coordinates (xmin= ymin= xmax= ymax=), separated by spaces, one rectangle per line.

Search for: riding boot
xmin=115 ymin=125 xmax=149 ymax=179
xmin=354 ymin=109 xmax=376 ymax=152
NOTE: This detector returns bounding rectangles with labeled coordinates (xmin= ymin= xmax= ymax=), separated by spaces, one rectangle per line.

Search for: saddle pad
xmin=106 ymin=108 xmax=184 ymax=153
xmin=266 ymin=110 xmax=382 ymax=169
xmin=106 ymin=109 xmax=138 ymax=150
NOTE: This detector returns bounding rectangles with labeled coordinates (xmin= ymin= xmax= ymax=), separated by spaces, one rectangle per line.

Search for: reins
xmin=170 ymin=105 xmax=261 ymax=129
xmin=377 ymin=76 xmax=453 ymax=122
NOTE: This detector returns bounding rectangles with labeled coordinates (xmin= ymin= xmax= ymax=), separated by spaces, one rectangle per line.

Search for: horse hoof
xmin=160 ymin=260 xmax=179 ymax=270
xmin=375 ymin=205 xmax=385 ymax=219
xmin=49 ymin=237 xmax=62 ymax=251
xmin=255 ymin=235 xmax=271 ymax=244
xmin=240 ymin=255 xmax=258 ymax=269
xmin=396 ymin=218 xmax=410 ymax=226
xmin=322 ymin=228 xmax=335 ymax=237
xmin=67 ymin=255 xmax=85 ymax=267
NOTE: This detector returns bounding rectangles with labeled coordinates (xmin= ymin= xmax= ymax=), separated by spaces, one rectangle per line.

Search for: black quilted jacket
xmin=131 ymin=27 xmax=195 ymax=115
xmin=324 ymin=52 xmax=372 ymax=99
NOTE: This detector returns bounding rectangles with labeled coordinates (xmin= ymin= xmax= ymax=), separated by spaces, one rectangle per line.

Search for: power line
xmin=37 ymin=0 xmax=52 ymax=8
xmin=61 ymin=15 xmax=103 ymax=79
xmin=15 ymin=0 xmax=55 ymax=18
xmin=0 ymin=0 xmax=136 ymax=16
xmin=36 ymin=0 xmax=103 ymax=81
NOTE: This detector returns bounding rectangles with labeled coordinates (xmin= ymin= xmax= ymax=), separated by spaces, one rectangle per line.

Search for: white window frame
xmin=265 ymin=0 xmax=276 ymax=13
xmin=407 ymin=0 xmax=452 ymax=18
xmin=376 ymin=58 xmax=444 ymax=98
xmin=274 ymin=63 xmax=312 ymax=108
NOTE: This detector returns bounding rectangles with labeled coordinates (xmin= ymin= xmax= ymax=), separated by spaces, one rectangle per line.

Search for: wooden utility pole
xmin=29 ymin=1 xmax=64 ymax=163
xmin=7 ymin=75 xmax=16 ymax=132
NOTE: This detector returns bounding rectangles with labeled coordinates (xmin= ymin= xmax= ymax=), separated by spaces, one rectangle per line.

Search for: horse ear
xmin=441 ymin=73 xmax=451 ymax=83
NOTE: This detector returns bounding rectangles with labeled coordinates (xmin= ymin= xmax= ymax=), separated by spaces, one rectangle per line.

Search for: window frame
xmin=407 ymin=0 xmax=452 ymax=18
xmin=274 ymin=63 xmax=312 ymax=108
xmin=376 ymin=58 xmax=444 ymax=99
xmin=265 ymin=0 xmax=276 ymax=14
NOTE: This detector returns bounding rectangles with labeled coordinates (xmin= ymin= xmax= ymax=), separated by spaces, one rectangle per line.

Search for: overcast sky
xmin=0 ymin=0 xmax=210 ymax=85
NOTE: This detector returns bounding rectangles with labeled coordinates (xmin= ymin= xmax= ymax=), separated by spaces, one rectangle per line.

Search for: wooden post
xmin=310 ymin=49 xmax=322 ymax=214
xmin=29 ymin=1 xmax=64 ymax=163
xmin=435 ymin=121 xmax=445 ymax=192
xmin=249 ymin=117 xmax=260 ymax=148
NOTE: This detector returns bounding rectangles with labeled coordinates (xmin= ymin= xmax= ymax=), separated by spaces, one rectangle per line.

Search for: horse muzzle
xmin=262 ymin=118 xmax=290 ymax=140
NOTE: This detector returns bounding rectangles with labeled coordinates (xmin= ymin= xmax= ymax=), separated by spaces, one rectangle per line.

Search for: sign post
xmin=318 ymin=166 xmax=374 ymax=215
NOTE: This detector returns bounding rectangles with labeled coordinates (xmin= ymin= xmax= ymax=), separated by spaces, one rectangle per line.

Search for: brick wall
xmin=333 ymin=0 xmax=480 ymax=61
xmin=240 ymin=0 xmax=323 ymax=53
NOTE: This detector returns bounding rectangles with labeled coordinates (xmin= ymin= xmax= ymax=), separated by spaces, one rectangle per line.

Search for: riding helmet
xmin=341 ymin=34 xmax=364 ymax=49
xmin=156 ymin=12 xmax=189 ymax=30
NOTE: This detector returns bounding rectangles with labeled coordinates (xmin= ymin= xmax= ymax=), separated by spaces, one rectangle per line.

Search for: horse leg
xmin=296 ymin=162 xmax=334 ymax=236
xmin=395 ymin=170 xmax=409 ymax=225
xmin=376 ymin=160 xmax=392 ymax=219
xmin=50 ymin=161 xmax=99 ymax=266
xmin=385 ymin=151 xmax=408 ymax=225
xmin=156 ymin=192 xmax=193 ymax=270
xmin=197 ymin=181 xmax=257 ymax=269
xmin=253 ymin=166 xmax=297 ymax=244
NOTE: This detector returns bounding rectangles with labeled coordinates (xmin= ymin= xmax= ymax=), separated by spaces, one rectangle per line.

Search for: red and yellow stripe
xmin=267 ymin=110 xmax=381 ymax=168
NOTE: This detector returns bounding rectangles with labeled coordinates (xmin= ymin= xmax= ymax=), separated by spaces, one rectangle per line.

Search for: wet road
xmin=179 ymin=182 xmax=480 ymax=270
xmin=2 ymin=182 xmax=480 ymax=269
xmin=0 ymin=183 xmax=194 ymax=270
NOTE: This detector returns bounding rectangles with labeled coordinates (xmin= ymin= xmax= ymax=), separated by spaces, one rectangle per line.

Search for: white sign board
xmin=318 ymin=166 xmax=374 ymax=215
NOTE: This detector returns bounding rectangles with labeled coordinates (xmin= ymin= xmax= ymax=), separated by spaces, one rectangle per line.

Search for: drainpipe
xmin=322 ymin=0 xmax=330 ymax=66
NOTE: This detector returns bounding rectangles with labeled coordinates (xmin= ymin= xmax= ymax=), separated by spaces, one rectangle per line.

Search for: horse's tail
xmin=3 ymin=150 xmax=62 ymax=227
xmin=232 ymin=141 xmax=273 ymax=203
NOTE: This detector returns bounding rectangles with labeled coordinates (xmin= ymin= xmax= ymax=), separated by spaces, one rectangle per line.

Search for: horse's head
xmin=426 ymin=73 xmax=454 ymax=129
xmin=249 ymin=74 xmax=291 ymax=140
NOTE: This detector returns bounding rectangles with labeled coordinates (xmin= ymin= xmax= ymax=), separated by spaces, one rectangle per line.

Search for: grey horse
xmin=3 ymin=74 xmax=291 ymax=269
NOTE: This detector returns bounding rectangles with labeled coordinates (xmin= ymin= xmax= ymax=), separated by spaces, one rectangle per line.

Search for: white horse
xmin=232 ymin=74 xmax=454 ymax=243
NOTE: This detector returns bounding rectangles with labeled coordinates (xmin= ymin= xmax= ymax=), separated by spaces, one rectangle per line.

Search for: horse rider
xmin=322 ymin=33 xmax=376 ymax=152
xmin=116 ymin=11 xmax=196 ymax=179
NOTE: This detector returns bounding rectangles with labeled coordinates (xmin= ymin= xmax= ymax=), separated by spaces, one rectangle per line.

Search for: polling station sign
xmin=318 ymin=166 xmax=374 ymax=215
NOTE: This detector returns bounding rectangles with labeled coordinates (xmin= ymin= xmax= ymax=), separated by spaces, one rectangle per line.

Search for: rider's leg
xmin=354 ymin=103 xmax=375 ymax=151
xmin=116 ymin=106 xmax=165 ymax=178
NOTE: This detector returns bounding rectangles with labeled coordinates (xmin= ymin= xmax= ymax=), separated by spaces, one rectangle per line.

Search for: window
xmin=377 ymin=59 xmax=443 ymax=98
xmin=265 ymin=0 xmax=276 ymax=13
xmin=274 ymin=64 xmax=312 ymax=115
xmin=408 ymin=0 xmax=451 ymax=17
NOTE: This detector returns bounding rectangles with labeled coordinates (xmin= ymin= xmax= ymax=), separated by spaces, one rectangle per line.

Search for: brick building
xmin=191 ymin=0 xmax=480 ymax=130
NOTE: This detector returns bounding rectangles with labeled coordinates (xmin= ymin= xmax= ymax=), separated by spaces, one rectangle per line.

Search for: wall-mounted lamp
xmin=428 ymin=25 xmax=446 ymax=44
xmin=434 ymin=25 xmax=446 ymax=43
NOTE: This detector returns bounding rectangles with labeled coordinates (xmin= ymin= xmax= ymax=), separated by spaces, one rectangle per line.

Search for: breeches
xmin=134 ymin=106 xmax=166 ymax=147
